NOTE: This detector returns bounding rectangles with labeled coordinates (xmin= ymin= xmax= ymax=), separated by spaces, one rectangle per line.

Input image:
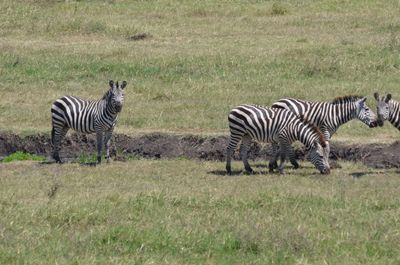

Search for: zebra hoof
xmin=245 ymin=168 xmax=255 ymax=175
xmin=53 ymin=156 xmax=63 ymax=164
xmin=226 ymin=165 xmax=232 ymax=176
xmin=268 ymin=162 xmax=278 ymax=169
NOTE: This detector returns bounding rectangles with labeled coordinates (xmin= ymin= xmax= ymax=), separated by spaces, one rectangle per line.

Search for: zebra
xmin=226 ymin=104 xmax=331 ymax=175
xmin=271 ymin=95 xmax=377 ymax=169
xmin=51 ymin=80 xmax=127 ymax=163
xmin=374 ymin=92 xmax=400 ymax=129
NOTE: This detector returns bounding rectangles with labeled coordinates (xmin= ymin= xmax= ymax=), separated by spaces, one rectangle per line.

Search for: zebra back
xmin=272 ymin=95 xmax=376 ymax=136
xmin=228 ymin=104 xmax=326 ymax=148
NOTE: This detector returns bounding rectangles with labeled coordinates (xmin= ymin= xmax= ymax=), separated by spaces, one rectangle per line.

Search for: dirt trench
xmin=0 ymin=132 xmax=399 ymax=168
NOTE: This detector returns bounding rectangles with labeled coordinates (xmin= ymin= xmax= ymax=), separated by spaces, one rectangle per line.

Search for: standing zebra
xmin=374 ymin=92 xmax=400 ymax=129
xmin=51 ymin=80 xmax=127 ymax=163
xmin=271 ymin=95 xmax=377 ymax=168
xmin=226 ymin=104 xmax=330 ymax=175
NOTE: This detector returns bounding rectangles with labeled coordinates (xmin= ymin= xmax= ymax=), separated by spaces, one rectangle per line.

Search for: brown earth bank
xmin=0 ymin=132 xmax=399 ymax=169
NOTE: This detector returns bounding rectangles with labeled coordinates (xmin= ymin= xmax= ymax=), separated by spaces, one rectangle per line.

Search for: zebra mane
xmin=101 ymin=90 xmax=111 ymax=100
xmin=331 ymin=95 xmax=363 ymax=105
xmin=299 ymin=115 xmax=326 ymax=148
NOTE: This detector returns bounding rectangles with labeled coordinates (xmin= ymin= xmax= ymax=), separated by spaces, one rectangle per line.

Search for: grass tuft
xmin=271 ymin=2 xmax=288 ymax=16
xmin=2 ymin=151 xmax=45 ymax=162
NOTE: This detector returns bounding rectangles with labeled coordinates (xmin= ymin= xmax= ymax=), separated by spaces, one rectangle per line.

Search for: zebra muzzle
xmin=320 ymin=168 xmax=331 ymax=175
xmin=115 ymin=105 xmax=123 ymax=112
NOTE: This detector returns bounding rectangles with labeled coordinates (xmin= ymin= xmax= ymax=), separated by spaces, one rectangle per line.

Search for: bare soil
xmin=0 ymin=132 xmax=399 ymax=168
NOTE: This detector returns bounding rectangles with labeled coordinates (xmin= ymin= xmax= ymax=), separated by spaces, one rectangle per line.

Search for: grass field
xmin=1 ymin=1 xmax=400 ymax=264
xmin=1 ymin=160 xmax=400 ymax=264
xmin=0 ymin=0 xmax=400 ymax=140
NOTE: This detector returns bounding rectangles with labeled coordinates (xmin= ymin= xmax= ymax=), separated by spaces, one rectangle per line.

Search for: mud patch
xmin=127 ymin=33 xmax=151 ymax=41
xmin=0 ymin=132 xmax=399 ymax=168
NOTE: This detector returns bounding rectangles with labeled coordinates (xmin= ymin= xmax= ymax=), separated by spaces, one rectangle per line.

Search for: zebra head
xmin=108 ymin=80 xmax=127 ymax=113
xmin=355 ymin=97 xmax=377 ymax=128
xmin=374 ymin=92 xmax=391 ymax=127
xmin=306 ymin=141 xmax=330 ymax=175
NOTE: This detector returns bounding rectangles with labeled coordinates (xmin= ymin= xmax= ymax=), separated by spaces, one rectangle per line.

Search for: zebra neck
xmin=331 ymin=102 xmax=357 ymax=128
xmin=294 ymin=122 xmax=314 ymax=147
xmin=102 ymin=100 xmax=118 ymax=120
xmin=388 ymin=100 xmax=400 ymax=129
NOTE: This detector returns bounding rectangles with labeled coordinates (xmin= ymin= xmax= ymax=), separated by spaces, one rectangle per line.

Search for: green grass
xmin=1 ymin=2 xmax=400 ymax=263
xmin=2 ymin=151 xmax=45 ymax=162
xmin=76 ymin=152 xmax=98 ymax=164
xmin=0 ymin=159 xmax=399 ymax=264
xmin=0 ymin=0 xmax=399 ymax=141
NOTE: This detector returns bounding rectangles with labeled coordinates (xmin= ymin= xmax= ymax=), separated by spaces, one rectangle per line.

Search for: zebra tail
xmin=51 ymin=127 xmax=55 ymax=147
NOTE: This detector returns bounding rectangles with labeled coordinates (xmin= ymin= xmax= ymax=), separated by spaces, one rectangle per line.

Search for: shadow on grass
xmin=38 ymin=160 xmax=97 ymax=167
xmin=39 ymin=161 xmax=58 ymax=165
xmin=208 ymin=170 xmax=274 ymax=176
xmin=79 ymin=162 xmax=97 ymax=167
xmin=349 ymin=171 xmax=376 ymax=179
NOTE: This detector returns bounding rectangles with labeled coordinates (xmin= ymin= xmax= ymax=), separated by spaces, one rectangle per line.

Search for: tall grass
xmin=0 ymin=160 xmax=399 ymax=264
xmin=0 ymin=0 xmax=400 ymax=141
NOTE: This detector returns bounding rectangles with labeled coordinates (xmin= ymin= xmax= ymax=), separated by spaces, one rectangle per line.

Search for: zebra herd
xmin=50 ymin=80 xmax=399 ymax=175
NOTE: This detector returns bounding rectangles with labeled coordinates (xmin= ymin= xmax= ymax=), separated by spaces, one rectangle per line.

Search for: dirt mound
xmin=0 ymin=132 xmax=399 ymax=168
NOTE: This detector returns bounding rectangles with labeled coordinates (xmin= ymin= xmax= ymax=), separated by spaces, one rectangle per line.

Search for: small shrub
xmin=2 ymin=151 xmax=45 ymax=162
xmin=271 ymin=2 xmax=288 ymax=16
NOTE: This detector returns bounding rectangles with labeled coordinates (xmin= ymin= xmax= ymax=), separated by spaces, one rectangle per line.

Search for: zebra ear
xmin=109 ymin=80 xmax=114 ymax=88
xmin=374 ymin=92 xmax=379 ymax=101
xmin=121 ymin=81 xmax=127 ymax=89
xmin=385 ymin=94 xmax=392 ymax=102
xmin=359 ymin=96 xmax=367 ymax=105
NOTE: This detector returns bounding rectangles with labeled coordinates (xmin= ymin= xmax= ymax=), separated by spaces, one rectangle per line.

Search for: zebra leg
xmin=104 ymin=129 xmax=113 ymax=163
xmin=96 ymin=131 xmax=104 ymax=164
xmin=287 ymin=145 xmax=299 ymax=169
xmin=268 ymin=143 xmax=280 ymax=172
xmin=323 ymin=130 xmax=331 ymax=168
xmin=240 ymin=134 xmax=254 ymax=174
xmin=226 ymin=133 xmax=242 ymax=175
xmin=278 ymin=142 xmax=289 ymax=174
xmin=52 ymin=126 xmax=68 ymax=163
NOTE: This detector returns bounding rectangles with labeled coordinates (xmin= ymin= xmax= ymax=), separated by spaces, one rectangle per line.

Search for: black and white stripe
xmin=226 ymin=104 xmax=330 ymax=175
xmin=271 ymin=95 xmax=377 ymax=167
xmin=51 ymin=80 xmax=127 ymax=163
xmin=374 ymin=92 xmax=400 ymax=129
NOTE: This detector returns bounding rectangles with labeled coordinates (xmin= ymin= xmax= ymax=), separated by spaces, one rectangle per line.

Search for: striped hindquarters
xmin=51 ymin=95 xmax=99 ymax=134
xmin=228 ymin=104 xmax=294 ymax=143
xmin=389 ymin=100 xmax=400 ymax=129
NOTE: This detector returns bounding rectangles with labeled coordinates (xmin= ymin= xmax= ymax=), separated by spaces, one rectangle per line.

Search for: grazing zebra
xmin=51 ymin=80 xmax=127 ymax=163
xmin=226 ymin=104 xmax=330 ymax=175
xmin=374 ymin=92 xmax=400 ymax=129
xmin=271 ymin=95 xmax=377 ymax=168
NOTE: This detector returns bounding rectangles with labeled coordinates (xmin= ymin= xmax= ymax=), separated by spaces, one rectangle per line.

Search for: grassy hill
xmin=0 ymin=0 xmax=399 ymax=141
